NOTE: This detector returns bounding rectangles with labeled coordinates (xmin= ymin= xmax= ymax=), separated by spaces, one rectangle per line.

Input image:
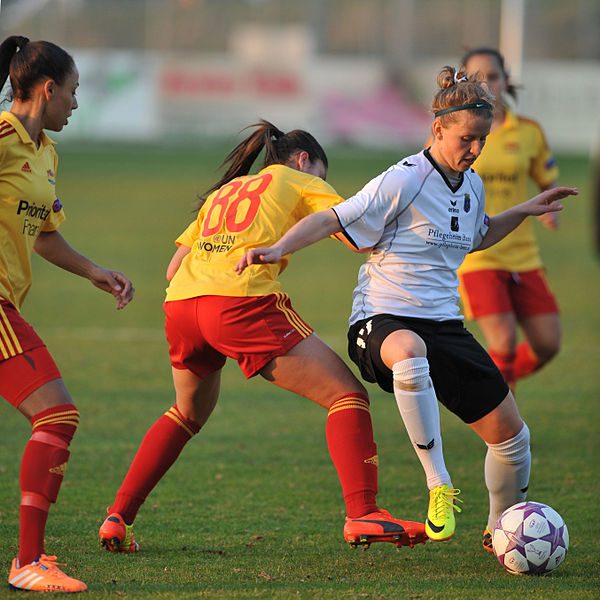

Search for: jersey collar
xmin=0 ymin=110 xmax=57 ymax=148
xmin=423 ymin=147 xmax=464 ymax=193
xmin=501 ymin=106 xmax=519 ymax=131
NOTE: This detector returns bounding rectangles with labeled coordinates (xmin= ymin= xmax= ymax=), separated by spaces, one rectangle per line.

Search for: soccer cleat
xmin=425 ymin=484 xmax=462 ymax=541
xmin=344 ymin=508 xmax=428 ymax=550
xmin=99 ymin=508 xmax=139 ymax=553
xmin=482 ymin=526 xmax=494 ymax=552
xmin=8 ymin=554 xmax=87 ymax=593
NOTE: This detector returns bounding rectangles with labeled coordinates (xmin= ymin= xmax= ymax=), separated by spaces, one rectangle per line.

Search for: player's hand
xmin=89 ymin=267 xmax=135 ymax=309
xmin=235 ymin=247 xmax=282 ymax=274
xmin=537 ymin=211 xmax=559 ymax=230
xmin=524 ymin=187 xmax=578 ymax=216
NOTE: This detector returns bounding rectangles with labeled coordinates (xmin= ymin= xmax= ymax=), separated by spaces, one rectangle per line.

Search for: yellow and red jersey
xmin=165 ymin=164 xmax=343 ymax=301
xmin=459 ymin=108 xmax=558 ymax=274
xmin=0 ymin=111 xmax=66 ymax=310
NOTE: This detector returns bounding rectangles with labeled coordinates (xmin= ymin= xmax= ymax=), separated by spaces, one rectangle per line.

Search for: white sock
xmin=485 ymin=422 xmax=531 ymax=531
xmin=392 ymin=358 xmax=451 ymax=490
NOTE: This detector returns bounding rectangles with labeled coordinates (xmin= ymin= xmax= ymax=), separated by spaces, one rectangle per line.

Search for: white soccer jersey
xmin=333 ymin=149 xmax=489 ymax=323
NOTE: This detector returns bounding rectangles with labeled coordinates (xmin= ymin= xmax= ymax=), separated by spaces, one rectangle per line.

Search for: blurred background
xmin=1 ymin=0 xmax=599 ymax=153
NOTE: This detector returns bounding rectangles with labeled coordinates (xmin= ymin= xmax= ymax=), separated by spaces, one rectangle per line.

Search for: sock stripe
xmin=164 ymin=407 xmax=196 ymax=438
xmin=32 ymin=410 xmax=80 ymax=430
xmin=328 ymin=395 xmax=370 ymax=416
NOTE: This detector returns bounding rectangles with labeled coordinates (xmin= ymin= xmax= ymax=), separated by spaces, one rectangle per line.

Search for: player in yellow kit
xmin=0 ymin=35 xmax=134 ymax=592
xmin=100 ymin=120 xmax=428 ymax=556
xmin=457 ymin=47 xmax=560 ymax=393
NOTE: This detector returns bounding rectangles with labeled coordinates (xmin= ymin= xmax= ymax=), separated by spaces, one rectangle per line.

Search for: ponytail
xmin=0 ymin=35 xmax=74 ymax=102
xmin=197 ymin=119 xmax=327 ymax=208
xmin=431 ymin=65 xmax=495 ymax=124
xmin=0 ymin=35 xmax=29 ymax=99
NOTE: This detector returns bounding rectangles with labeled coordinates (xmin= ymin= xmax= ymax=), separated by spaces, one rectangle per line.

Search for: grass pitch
xmin=0 ymin=143 xmax=598 ymax=599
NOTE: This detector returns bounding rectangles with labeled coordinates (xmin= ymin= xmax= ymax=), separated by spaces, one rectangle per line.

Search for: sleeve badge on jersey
xmin=52 ymin=198 xmax=63 ymax=212
xmin=463 ymin=193 xmax=471 ymax=213
xmin=484 ymin=214 xmax=490 ymax=226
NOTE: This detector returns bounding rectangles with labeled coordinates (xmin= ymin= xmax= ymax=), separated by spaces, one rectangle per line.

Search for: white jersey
xmin=333 ymin=149 xmax=489 ymax=324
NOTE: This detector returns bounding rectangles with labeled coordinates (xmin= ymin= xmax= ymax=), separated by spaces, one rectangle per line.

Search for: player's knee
xmin=533 ymin=339 xmax=560 ymax=364
xmin=381 ymin=330 xmax=426 ymax=367
xmin=486 ymin=422 xmax=530 ymax=465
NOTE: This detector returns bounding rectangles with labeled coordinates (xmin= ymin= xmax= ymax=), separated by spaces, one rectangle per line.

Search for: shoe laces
xmin=35 ymin=555 xmax=68 ymax=575
xmin=432 ymin=487 xmax=463 ymax=518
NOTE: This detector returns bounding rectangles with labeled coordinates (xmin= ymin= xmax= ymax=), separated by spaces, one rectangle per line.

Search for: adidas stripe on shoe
xmin=8 ymin=554 xmax=87 ymax=593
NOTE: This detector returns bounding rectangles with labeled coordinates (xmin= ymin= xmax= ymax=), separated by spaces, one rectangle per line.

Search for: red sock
xmin=19 ymin=404 xmax=79 ymax=565
xmin=513 ymin=342 xmax=541 ymax=380
xmin=326 ymin=393 xmax=378 ymax=519
xmin=488 ymin=349 xmax=516 ymax=388
xmin=111 ymin=405 xmax=201 ymax=524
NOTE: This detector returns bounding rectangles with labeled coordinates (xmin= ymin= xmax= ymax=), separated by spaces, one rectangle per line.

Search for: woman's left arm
xmin=33 ymin=230 xmax=134 ymax=309
xmin=475 ymin=186 xmax=577 ymax=252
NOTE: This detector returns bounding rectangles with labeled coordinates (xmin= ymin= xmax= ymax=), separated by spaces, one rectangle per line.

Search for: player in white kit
xmin=235 ymin=66 xmax=577 ymax=551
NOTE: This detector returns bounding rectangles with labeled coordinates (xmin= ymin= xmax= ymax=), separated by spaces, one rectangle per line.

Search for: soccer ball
xmin=492 ymin=501 xmax=569 ymax=575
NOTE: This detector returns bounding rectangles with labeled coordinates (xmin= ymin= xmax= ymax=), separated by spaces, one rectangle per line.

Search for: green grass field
xmin=0 ymin=143 xmax=598 ymax=599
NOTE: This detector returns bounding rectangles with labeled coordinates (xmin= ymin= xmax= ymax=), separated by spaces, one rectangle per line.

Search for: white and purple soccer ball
xmin=493 ymin=501 xmax=569 ymax=575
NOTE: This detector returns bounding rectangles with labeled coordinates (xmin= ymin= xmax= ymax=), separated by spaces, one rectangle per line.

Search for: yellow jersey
xmin=459 ymin=108 xmax=558 ymax=273
xmin=165 ymin=164 xmax=343 ymax=301
xmin=0 ymin=111 xmax=66 ymax=310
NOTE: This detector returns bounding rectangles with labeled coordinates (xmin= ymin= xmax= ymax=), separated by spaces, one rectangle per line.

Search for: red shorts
xmin=0 ymin=301 xmax=61 ymax=407
xmin=459 ymin=268 xmax=559 ymax=320
xmin=164 ymin=293 xmax=313 ymax=379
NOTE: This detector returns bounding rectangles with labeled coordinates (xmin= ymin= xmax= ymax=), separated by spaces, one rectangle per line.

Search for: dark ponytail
xmin=0 ymin=35 xmax=75 ymax=102
xmin=198 ymin=119 xmax=328 ymax=207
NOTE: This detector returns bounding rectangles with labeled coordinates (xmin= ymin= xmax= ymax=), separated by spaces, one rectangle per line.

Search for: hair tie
xmin=15 ymin=36 xmax=29 ymax=53
xmin=454 ymin=72 xmax=467 ymax=84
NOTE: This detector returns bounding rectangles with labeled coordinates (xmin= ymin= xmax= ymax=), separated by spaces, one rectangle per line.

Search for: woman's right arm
xmin=167 ymin=245 xmax=191 ymax=281
xmin=235 ymin=209 xmax=341 ymax=273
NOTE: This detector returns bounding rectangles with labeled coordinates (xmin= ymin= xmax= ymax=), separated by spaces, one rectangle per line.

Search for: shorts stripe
xmin=32 ymin=409 xmax=80 ymax=430
xmin=274 ymin=292 xmax=312 ymax=336
xmin=164 ymin=406 xmax=196 ymax=438
xmin=0 ymin=305 xmax=23 ymax=359
xmin=328 ymin=394 xmax=370 ymax=416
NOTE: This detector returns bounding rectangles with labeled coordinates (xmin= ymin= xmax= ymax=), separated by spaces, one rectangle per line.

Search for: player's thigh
xmin=468 ymin=391 xmax=523 ymax=444
xmin=476 ymin=312 xmax=518 ymax=354
xmin=17 ymin=378 xmax=73 ymax=420
xmin=259 ymin=333 xmax=366 ymax=409
xmin=171 ymin=367 xmax=221 ymax=426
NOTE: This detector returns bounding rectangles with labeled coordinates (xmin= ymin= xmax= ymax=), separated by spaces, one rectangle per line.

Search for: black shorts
xmin=347 ymin=314 xmax=509 ymax=424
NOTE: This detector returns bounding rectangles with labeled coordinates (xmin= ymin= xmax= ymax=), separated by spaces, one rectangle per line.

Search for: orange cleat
xmin=99 ymin=508 xmax=139 ymax=553
xmin=482 ymin=526 xmax=494 ymax=552
xmin=344 ymin=508 xmax=428 ymax=550
xmin=8 ymin=554 xmax=87 ymax=593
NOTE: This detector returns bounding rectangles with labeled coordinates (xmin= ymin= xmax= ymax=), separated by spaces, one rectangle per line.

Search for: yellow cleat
xmin=425 ymin=484 xmax=462 ymax=541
